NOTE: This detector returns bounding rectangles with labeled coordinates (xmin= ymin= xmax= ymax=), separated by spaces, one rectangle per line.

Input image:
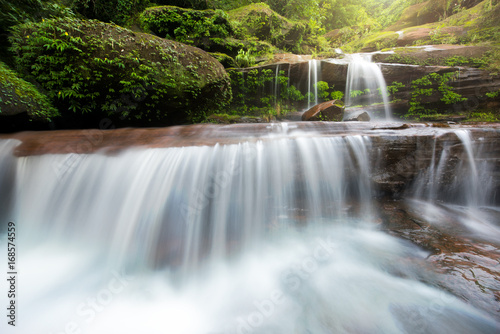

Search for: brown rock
xmin=301 ymin=100 xmax=344 ymax=121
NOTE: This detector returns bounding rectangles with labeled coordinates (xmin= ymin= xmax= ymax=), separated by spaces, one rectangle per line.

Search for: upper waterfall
xmin=345 ymin=53 xmax=392 ymax=120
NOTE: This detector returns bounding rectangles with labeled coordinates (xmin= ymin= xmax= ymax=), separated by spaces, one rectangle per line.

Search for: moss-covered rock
xmin=0 ymin=61 xmax=58 ymax=121
xmin=228 ymin=3 xmax=292 ymax=44
xmin=228 ymin=3 xmax=326 ymax=54
xmin=139 ymin=6 xmax=235 ymax=53
xmin=10 ymin=18 xmax=231 ymax=125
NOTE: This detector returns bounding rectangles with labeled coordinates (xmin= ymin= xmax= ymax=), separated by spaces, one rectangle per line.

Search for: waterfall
xmin=408 ymin=129 xmax=500 ymax=243
xmin=1 ymin=126 xmax=499 ymax=333
xmin=307 ymin=59 xmax=321 ymax=109
xmin=345 ymin=54 xmax=392 ymax=120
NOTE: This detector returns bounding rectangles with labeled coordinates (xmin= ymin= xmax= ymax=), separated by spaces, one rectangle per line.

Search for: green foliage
xmin=140 ymin=6 xmax=234 ymax=52
xmin=486 ymin=90 xmax=500 ymax=98
xmin=310 ymin=81 xmax=344 ymax=102
xmin=0 ymin=61 xmax=59 ymax=121
xmin=228 ymin=3 xmax=327 ymax=54
xmin=465 ymin=111 xmax=499 ymax=122
xmin=228 ymin=68 xmax=304 ymax=117
xmin=383 ymin=53 xmax=491 ymax=68
xmin=209 ymin=52 xmax=234 ymax=68
xmin=314 ymin=81 xmax=330 ymax=100
xmin=72 ymin=0 xmax=150 ymax=26
xmin=234 ymin=49 xmax=256 ymax=68
xmin=330 ymin=90 xmax=344 ymax=100
xmin=0 ymin=0 xmax=74 ymax=34
xmin=9 ymin=17 xmax=231 ymax=123
xmin=343 ymin=31 xmax=399 ymax=52
xmin=350 ymin=90 xmax=364 ymax=98
xmin=0 ymin=0 xmax=74 ymax=64
xmin=386 ymin=81 xmax=405 ymax=96
xmin=452 ymin=54 xmax=484 ymax=68
xmin=407 ymin=71 xmax=467 ymax=119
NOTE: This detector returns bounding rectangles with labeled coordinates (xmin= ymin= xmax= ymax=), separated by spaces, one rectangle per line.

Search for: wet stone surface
xmin=379 ymin=199 xmax=500 ymax=321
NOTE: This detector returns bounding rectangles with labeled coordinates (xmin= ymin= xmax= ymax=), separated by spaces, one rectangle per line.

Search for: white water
xmin=1 ymin=129 xmax=499 ymax=333
xmin=307 ymin=59 xmax=321 ymax=109
xmin=409 ymin=130 xmax=500 ymax=243
xmin=345 ymin=54 xmax=392 ymax=120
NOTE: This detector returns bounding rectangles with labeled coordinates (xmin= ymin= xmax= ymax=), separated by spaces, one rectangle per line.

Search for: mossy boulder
xmin=228 ymin=3 xmax=323 ymax=54
xmin=228 ymin=3 xmax=292 ymax=44
xmin=139 ymin=6 xmax=235 ymax=54
xmin=0 ymin=61 xmax=58 ymax=121
xmin=10 ymin=18 xmax=231 ymax=125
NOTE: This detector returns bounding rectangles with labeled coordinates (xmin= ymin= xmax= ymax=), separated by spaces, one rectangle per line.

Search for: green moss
xmin=10 ymin=17 xmax=231 ymax=124
xmin=228 ymin=3 xmax=327 ymax=54
xmin=209 ymin=52 xmax=234 ymax=68
xmin=465 ymin=111 xmax=500 ymax=122
xmin=344 ymin=31 xmax=399 ymax=52
xmin=0 ymin=61 xmax=58 ymax=121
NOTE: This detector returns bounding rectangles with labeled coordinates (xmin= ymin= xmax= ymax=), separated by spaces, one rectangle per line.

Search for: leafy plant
xmin=386 ymin=81 xmax=404 ymax=96
xmin=330 ymin=90 xmax=344 ymax=100
xmin=234 ymin=49 xmax=255 ymax=68
xmin=407 ymin=71 xmax=466 ymax=119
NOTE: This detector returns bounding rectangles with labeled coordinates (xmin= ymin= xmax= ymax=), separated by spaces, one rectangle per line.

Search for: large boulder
xmin=9 ymin=18 xmax=231 ymax=126
xmin=228 ymin=3 xmax=321 ymax=54
xmin=302 ymin=100 xmax=344 ymax=121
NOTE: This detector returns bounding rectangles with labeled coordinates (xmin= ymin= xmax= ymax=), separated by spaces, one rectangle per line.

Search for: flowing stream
xmin=0 ymin=124 xmax=499 ymax=333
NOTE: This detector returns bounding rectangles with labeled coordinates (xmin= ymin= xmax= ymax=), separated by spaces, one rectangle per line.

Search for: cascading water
xmin=307 ymin=59 xmax=321 ymax=109
xmin=408 ymin=129 xmax=500 ymax=244
xmin=345 ymin=53 xmax=392 ymax=120
xmin=1 ymin=125 xmax=499 ymax=333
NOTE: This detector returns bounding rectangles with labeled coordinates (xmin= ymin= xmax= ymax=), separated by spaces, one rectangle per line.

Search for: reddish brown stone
xmin=301 ymin=100 xmax=344 ymax=121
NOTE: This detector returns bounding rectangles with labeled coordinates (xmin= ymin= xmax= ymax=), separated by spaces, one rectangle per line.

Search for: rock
xmin=395 ymin=28 xmax=433 ymax=46
xmin=0 ymin=61 xmax=58 ymax=122
xmin=386 ymin=1 xmax=449 ymax=31
xmin=207 ymin=114 xmax=268 ymax=124
xmin=302 ymin=100 xmax=344 ymax=121
xmin=10 ymin=18 xmax=231 ymax=126
xmin=379 ymin=199 xmax=500 ymax=321
xmin=227 ymin=3 xmax=320 ymax=54
xmin=373 ymin=45 xmax=491 ymax=64
xmin=343 ymin=110 xmax=370 ymax=122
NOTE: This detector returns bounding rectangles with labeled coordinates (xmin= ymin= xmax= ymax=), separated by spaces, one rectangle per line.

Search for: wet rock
xmin=301 ymin=100 xmax=344 ymax=121
xmin=343 ymin=110 xmax=370 ymax=122
xmin=379 ymin=199 xmax=500 ymax=321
